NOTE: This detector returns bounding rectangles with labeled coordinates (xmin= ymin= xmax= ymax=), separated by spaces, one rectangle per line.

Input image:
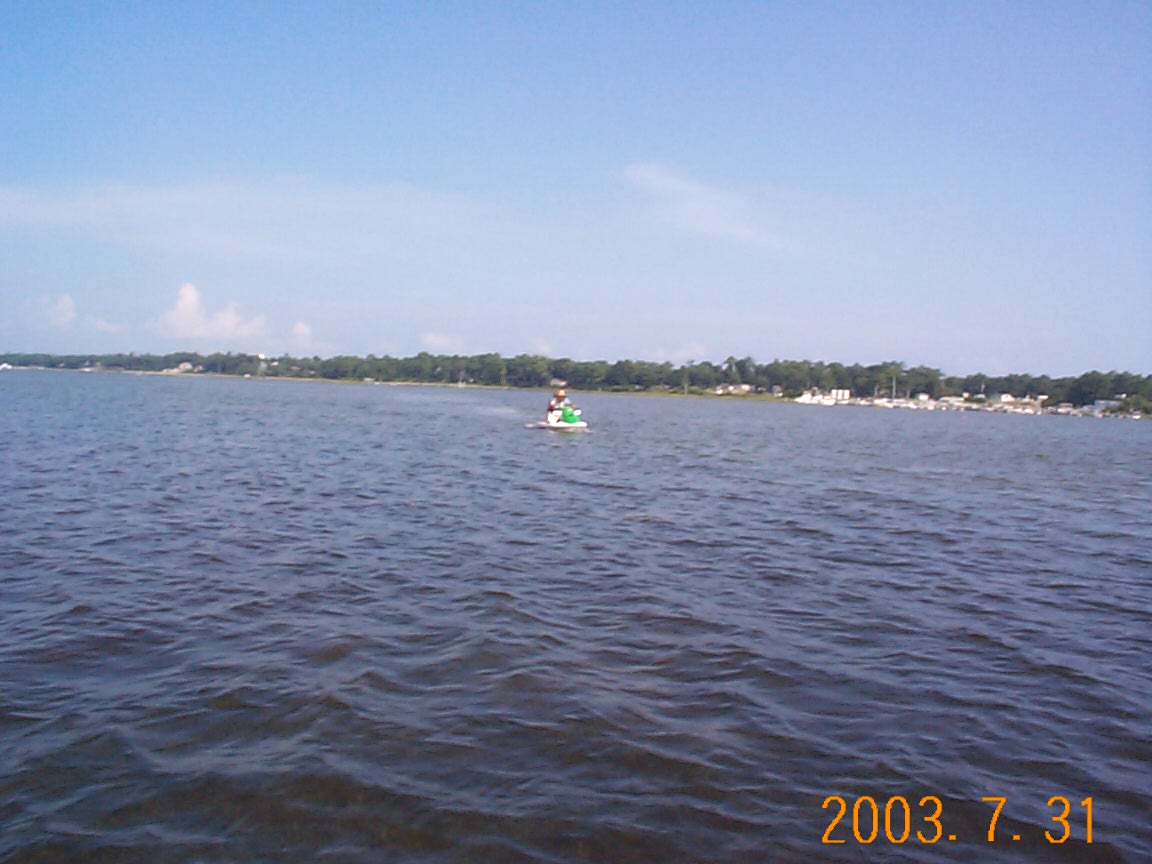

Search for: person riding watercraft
xmin=546 ymin=389 xmax=571 ymax=423
xmin=531 ymin=388 xmax=587 ymax=429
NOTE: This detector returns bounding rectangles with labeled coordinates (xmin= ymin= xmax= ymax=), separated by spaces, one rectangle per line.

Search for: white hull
xmin=528 ymin=419 xmax=588 ymax=431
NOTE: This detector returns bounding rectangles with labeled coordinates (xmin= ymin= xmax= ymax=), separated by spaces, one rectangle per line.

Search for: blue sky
xmin=1 ymin=1 xmax=1148 ymax=376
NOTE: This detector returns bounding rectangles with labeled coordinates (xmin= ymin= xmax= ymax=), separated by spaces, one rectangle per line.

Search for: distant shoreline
xmin=1 ymin=352 xmax=1148 ymax=416
xmin=2 ymin=361 xmax=1145 ymax=419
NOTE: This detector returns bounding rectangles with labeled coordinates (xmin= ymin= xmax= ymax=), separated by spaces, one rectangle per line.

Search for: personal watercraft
xmin=529 ymin=404 xmax=588 ymax=431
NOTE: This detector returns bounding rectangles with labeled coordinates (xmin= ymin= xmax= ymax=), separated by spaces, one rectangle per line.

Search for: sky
xmin=1 ymin=1 xmax=1148 ymax=377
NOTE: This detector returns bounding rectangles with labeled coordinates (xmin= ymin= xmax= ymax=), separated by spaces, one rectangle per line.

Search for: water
xmin=1 ymin=370 xmax=1149 ymax=863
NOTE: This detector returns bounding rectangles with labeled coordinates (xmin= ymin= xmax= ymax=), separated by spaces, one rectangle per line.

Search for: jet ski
xmin=530 ymin=404 xmax=588 ymax=431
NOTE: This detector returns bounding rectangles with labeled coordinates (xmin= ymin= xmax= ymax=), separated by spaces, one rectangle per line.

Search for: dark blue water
xmin=1 ymin=370 xmax=1149 ymax=863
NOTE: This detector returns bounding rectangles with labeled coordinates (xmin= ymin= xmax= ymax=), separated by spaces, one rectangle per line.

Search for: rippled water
xmin=1 ymin=370 xmax=1149 ymax=863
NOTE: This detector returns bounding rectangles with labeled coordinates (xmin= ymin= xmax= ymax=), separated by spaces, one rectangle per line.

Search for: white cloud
xmin=0 ymin=178 xmax=490 ymax=266
xmin=287 ymin=320 xmax=332 ymax=356
xmin=152 ymin=283 xmax=269 ymax=343
xmin=664 ymin=341 xmax=710 ymax=366
xmin=420 ymin=331 xmax=465 ymax=353
xmin=39 ymin=294 xmax=125 ymax=335
xmin=624 ymin=162 xmax=781 ymax=247
xmin=84 ymin=315 xmax=125 ymax=334
xmin=46 ymin=294 xmax=77 ymax=329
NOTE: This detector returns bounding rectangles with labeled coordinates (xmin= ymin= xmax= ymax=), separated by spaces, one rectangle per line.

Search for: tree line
xmin=4 ymin=351 xmax=1150 ymax=410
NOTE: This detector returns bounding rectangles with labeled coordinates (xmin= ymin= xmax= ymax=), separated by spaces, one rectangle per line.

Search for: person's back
xmin=546 ymin=389 xmax=569 ymax=421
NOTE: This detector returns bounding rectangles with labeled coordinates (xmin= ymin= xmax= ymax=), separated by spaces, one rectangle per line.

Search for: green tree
xmin=723 ymin=356 xmax=742 ymax=386
xmin=906 ymin=365 xmax=943 ymax=398
xmin=1068 ymin=371 xmax=1114 ymax=406
xmin=505 ymin=355 xmax=551 ymax=387
xmin=473 ymin=353 xmax=506 ymax=386
xmin=687 ymin=361 xmax=719 ymax=389
xmin=605 ymin=359 xmax=637 ymax=389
